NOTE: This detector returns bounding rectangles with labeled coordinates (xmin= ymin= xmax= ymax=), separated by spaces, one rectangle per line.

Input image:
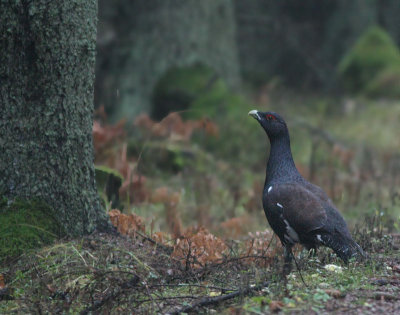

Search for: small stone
xmin=324 ymin=264 xmax=343 ymax=273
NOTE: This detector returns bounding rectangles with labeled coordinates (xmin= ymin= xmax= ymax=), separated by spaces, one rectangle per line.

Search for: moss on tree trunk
xmin=0 ymin=0 xmax=109 ymax=236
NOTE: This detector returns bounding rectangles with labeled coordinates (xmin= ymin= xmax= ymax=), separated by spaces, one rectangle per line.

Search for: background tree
xmin=234 ymin=0 xmax=400 ymax=90
xmin=95 ymin=0 xmax=240 ymax=119
xmin=0 ymin=0 xmax=108 ymax=236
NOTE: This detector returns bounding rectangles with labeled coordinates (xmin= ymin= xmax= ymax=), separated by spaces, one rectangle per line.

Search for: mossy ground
xmin=0 ymin=198 xmax=64 ymax=264
xmin=233 ymin=234 xmax=400 ymax=314
xmin=0 ymin=215 xmax=398 ymax=314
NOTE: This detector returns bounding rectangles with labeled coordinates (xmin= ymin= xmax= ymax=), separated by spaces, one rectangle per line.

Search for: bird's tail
xmin=320 ymin=233 xmax=366 ymax=263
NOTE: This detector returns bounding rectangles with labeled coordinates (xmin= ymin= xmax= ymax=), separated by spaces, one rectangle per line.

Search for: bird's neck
xmin=266 ymin=134 xmax=302 ymax=185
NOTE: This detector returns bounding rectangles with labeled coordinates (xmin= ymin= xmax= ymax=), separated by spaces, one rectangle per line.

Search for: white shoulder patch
xmin=276 ymin=202 xmax=283 ymax=208
xmin=268 ymin=186 xmax=273 ymax=193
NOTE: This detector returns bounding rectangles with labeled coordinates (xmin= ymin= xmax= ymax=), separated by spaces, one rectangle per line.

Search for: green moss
xmin=364 ymin=67 xmax=400 ymax=98
xmin=95 ymin=165 xmax=124 ymax=190
xmin=152 ymin=63 xmax=230 ymax=120
xmin=95 ymin=166 xmax=123 ymax=209
xmin=338 ymin=25 xmax=400 ymax=94
xmin=129 ymin=141 xmax=196 ymax=175
xmin=0 ymin=197 xmax=65 ymax=263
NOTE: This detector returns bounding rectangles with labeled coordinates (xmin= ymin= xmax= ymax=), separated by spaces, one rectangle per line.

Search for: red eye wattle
xmin=266 ymin=114 xmax=276 ymax=121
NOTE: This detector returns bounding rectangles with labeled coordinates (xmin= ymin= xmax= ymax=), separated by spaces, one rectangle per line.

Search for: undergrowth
xmin=0 ymin=211 xmax=398 ymax=314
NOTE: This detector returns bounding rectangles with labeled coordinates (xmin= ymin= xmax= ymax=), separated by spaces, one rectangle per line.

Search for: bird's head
xmin=248 ymin=110 xmax=288 ymax=140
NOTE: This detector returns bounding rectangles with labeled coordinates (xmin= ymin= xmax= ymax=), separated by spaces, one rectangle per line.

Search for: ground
xmin=0 ymin=224 xmax=399 ymax=314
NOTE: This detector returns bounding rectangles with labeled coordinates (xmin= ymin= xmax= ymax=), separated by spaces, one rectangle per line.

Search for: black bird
xmin=248 ymin=110 xmax=365 ymax=273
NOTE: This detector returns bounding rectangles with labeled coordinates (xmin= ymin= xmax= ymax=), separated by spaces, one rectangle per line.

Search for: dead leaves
xmin=324 ymin=289 xmax=345 ymax=298
xmin=151 ymin=187 xmax=183 ymax=238
xmin=134 ymin=112 xmax=219 ymax=141
xmin=172 ymin=227 xmax=228 ymax=269
xmin=93 ymin=119 xmax=126 ymax=154
xmin=269 ymin=300 xmax=284 ymax=312
xmin=0 ymin=274 xmax=12 ymax=302
xmin=220 ymin=216 xmax=250 ymax=239
xmin=93 ymin=111 xmax=219 ymax=206
xmin=107 ymin=207 xmax=280 ymax=271
xmin=245 ymin=230 xmax=275 ymax=256
xmin=108 ymin=208 xmax=228 ymax=270
xmin=109 ymin=209 xmax=145 ymax=236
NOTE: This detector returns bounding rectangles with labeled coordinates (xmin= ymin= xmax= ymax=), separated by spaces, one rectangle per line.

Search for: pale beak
xmin=248 ymin=109 xmax=260 ymax=120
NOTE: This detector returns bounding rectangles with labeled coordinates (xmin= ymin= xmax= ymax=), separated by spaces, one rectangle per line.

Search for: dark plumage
xmin=248 ymin=110 xmax=365 ymax=273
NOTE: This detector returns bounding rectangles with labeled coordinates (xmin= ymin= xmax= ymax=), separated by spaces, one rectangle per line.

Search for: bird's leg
xmin=282 ymin=246 xmax=293 ymax=276
xmin=279 ymin=246 xmax=293 ymax=293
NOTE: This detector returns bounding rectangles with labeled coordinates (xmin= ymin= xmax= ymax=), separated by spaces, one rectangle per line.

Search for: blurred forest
xmin=96 ymin=0 xmax=400 ymax=116
xmin=93 ymin=0 xmax=400 ymax=238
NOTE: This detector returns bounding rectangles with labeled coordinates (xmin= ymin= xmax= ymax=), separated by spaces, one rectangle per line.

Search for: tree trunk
xmin=96 ymin=0 xmax=240 ymax=119
xmin=0 ymin=0 xmax=109 ymax=236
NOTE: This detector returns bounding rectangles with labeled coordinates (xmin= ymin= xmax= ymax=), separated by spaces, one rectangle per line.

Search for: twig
xmin=167 ymin=281 xmax=270 ymax=315
xmin=144 ymin=280 xmax=163 ymax=313
xmin=371 ymin=292 xmax=399 ymax=301
xmin=149 ymin=283 xmax=234 ymax=292
xmin=135 ymin=230 xmax=173 ymax=253
xmin=137 ymin=295 xmax=198 ymax=303
xmin=290 ymin=250 xmax=307 ymax=287
xmin=80 ymin=287 xmax=119 ymax=315
xmin=71 ymin=244 xmax=87 ymax=266
xmin=209 ymin=254 xmax=274 ymax=266
xmin=79 ymin=275 xmax=140 ymax=315
xmin=294 ymin=119 xmax=347 ymax=149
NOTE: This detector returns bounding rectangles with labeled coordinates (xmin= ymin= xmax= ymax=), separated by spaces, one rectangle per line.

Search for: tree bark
xmin=0 ymin=0 xmax=109 ymax=236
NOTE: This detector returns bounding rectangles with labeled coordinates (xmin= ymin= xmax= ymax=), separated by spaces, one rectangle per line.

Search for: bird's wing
xmin=265 ymin=183 xmax=327 ymax=234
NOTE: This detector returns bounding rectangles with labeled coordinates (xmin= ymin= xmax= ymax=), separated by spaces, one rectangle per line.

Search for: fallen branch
xmin=371 ymin=292 xmax=399 ymax=301
xmin=212 ymin=254 xmax=274 ymax=266
xmin=167 ymin=281 xmax=270 ymax=315
xmin=149 ymin=283 xmax=235 ymax=292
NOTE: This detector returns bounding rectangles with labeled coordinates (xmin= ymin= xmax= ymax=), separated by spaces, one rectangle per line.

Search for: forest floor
xmin=1 ymin=225 xmax=399 ymax=314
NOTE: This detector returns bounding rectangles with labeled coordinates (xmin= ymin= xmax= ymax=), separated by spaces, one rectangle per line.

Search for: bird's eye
xmin=266 ymin=114 xmax=276 ymax=121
